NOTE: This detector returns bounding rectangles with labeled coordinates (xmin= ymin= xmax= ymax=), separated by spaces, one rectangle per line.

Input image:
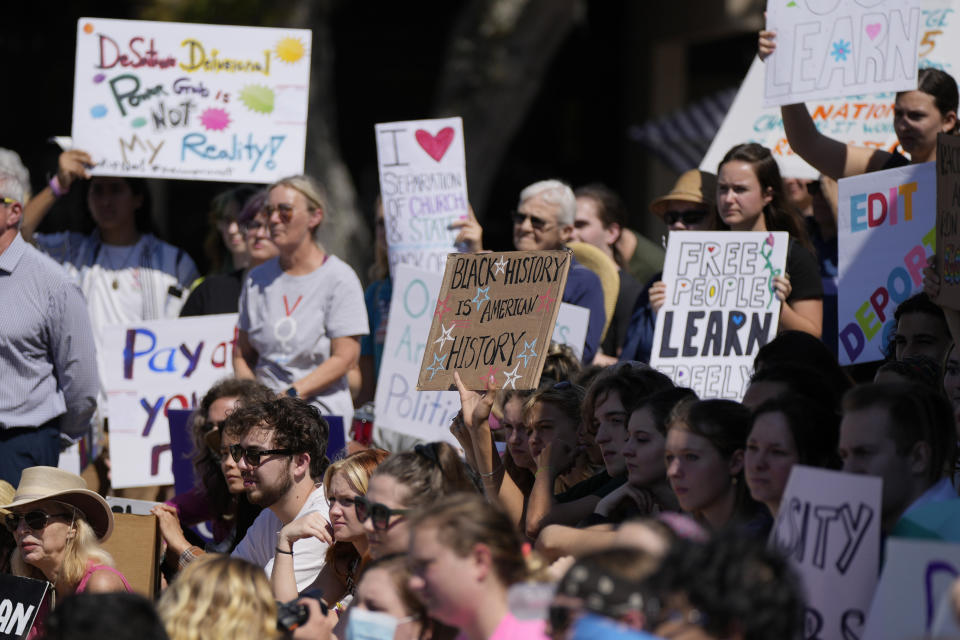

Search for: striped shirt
xmin=0 ymin=233 xmax=98 ymax=437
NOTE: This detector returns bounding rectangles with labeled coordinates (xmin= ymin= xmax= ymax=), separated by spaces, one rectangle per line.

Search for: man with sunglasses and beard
xmin=225 ymin=397 xmax=332 ymax=592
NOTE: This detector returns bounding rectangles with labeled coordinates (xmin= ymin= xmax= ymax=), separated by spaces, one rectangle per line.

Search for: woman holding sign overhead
xmin=233 ymin=175 xmax=368 ymax=421
xmin=758 ymin=33 xmax=959 ymax=177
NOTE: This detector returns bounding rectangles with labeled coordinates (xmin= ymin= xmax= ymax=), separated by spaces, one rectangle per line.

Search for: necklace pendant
xmin=112 ymin=279 xmax=119 ymax=290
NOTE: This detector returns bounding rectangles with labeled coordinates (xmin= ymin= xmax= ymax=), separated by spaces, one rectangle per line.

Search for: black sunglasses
xmin=227 ymin=444 xmax=294 ymax=467
xmin=511 ymin=211 xmax=552 ymax=231
xmin=4 ymin=510 xmax=72 ymax=533
xmin=663 ymin=209 xmax=708 ymax=226
xmin=354 ymin=496 xmax=410 ymax=531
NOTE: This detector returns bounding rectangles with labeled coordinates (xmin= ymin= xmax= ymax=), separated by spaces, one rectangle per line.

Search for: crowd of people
xmin=5 ymin=27 xmax=960 ymax=640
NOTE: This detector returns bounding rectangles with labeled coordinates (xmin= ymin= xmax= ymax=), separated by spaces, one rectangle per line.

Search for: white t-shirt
xmin=238 ymin=255 xmax=369 ymax=420
xmin=232 ymin=486 xmax=330 ymax=592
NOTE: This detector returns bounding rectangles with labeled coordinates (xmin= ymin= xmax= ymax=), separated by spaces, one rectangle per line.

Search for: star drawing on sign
xmin=434 ymin=323 xmax=455 ymax=347
xmin=493 ymin=255 xmax=508 ymax=276
xmin=535 ymin=286 xmax=557 ymax=313
xmin=434 ymin=294 xmax=452 ymax=320
xmin=426 ymin=353 xmax=448 ymax=380
xmin=830 ymin=40 xmax=851 ymax=62
xmin=502 ymin=363 xmax=522 ymax=390
xmin=471 ymin=286 xmax=490 ymax=311
xmin=517 ymin=338 xmax=538 ymax=368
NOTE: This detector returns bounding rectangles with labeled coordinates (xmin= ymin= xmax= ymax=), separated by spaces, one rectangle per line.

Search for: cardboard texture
xmin=937 ymin=133 xmax=960 ymax=309
xmin=102 ymin=512 xmax=161 ymax=598
xmin=417 ymin=250 xmax=571 ymax=391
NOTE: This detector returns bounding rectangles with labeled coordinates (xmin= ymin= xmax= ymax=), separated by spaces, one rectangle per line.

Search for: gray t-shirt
xmin=238 ymin=255 xmax=368 ymax=419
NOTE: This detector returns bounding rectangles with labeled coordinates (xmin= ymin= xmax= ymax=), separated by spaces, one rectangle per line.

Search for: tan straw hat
xmin=649 ymin=169 xmax=717 ymax=218
xmin=0 ymin=467 xmax=113 ymax=541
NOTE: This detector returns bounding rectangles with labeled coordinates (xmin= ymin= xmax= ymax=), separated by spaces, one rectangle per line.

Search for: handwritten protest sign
xmin=937 ymin=133 xmax=960 ymax=309
xmin=375 ymin=117 xmax=468 ymax=277
xmin=863 ymin=538 xmax=960 ymax=639
xmin=103 ymin=313 xmax=238 ymax=488
xmin=72 ymin=18 xmax=310 ymax=182
xmin=0 ymin=575 xmax=49 ymax=640
xmin=553 ymin=303 xmax=590 ymax=361
xmin=650 ymin=231 xmax=787 ymax=400
xmin=770 ymin=466 xmax=882 ymax=640
xmin=837 ymin=163 xmax=935 ymax=365
xmin=702 ymin=1 xmax=959 ymax=179
xmin=764 ymin=0 xmax=921 ymax=108
xmin=417 ymin=250 xmax=570 ymax=391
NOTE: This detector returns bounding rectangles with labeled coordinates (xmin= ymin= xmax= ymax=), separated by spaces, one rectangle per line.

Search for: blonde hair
xmin=158 ymin=555 xmax=279 ymax=640
xmin=270 ymin=175 xmax=330 ymax=246
xmin=12 ymin=507 xmax=114 ymax=589
xmin=323 ymin=448 xmax=389 ymax=496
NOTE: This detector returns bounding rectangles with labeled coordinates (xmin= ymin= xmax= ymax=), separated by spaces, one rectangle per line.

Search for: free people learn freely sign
xmin=650 ymin=231 xmax=787 ymax=400
xmin=375 ymin=117 xmax=469 ymax=278
xmin=72 ymin=18 xmax=310 ymax=182
xmin=417 ymin=250 xmax=570 ymax=391
xmin=837 ymin=162 xmax=935 ymax=365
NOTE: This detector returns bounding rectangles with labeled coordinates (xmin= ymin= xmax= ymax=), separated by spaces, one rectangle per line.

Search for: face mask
xmin=346 ymin=608 xmax=415 ymax=640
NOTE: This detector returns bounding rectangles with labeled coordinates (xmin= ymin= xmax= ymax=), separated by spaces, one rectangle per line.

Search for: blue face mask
xmin=346 ymin=608 xmax=415 ymax=640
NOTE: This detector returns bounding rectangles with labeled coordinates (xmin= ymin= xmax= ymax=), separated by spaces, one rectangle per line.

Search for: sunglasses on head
xmin=4 ymin=509 xmax=73 ymax=533
xmin=511 ymin=211 xmax=552 ymax=231
xmin=663 ymin=209 xmax=708 ymax=226
xmin=227 ymin=443 xmax=294 ymax=466
xmin=354 ymin=495 xmax=409 ymax=531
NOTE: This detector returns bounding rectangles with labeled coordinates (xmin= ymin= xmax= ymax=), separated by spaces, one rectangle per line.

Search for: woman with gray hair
xmin=233 ymin=175 xmax=368 ymax=421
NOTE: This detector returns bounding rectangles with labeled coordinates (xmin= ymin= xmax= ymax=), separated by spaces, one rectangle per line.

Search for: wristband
xmin=276 ymin=547 xmax=294 ymax=555
xmin=479 ymin=466 xmax=503 ymax=478
xmin=49 ymin=175 xmax=65 ymax=198
xmin=178 ymin=545 xmax=203 ymax=570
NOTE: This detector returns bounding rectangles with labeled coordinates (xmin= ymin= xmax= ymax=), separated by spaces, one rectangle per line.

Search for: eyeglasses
xmin=262 ymin=203 xmax=296 ymax=223
xmin=241 ymin=218 xmax=269 ymax=234
xmin=663 ymin=209 xmax=708 ymax=226
xmin=227 ymin=444 xmax=294 ymax=466
xmin=4 ymin=510 xmax=72 ymax=533
xmin=354 ymin=496 xmax=409 ymax=531
xmin=511 ymin=211 xmax=553 ymax=231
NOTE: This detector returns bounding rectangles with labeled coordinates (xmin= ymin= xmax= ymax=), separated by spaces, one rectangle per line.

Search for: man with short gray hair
xmin=0 ymin=170 xmax=98 ymax=484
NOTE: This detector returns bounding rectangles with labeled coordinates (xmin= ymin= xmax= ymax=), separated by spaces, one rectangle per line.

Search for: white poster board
xmin=770 ymin=466 xmax=882 ymax=640
xmin=375 ymin=117 xmax=468 ymax=277
xmin=701 ymin=0 xmax=960 ymax=179
xmin=764 ymin=0 xmax=922 ymax=107
xmin=650 ymin=231 xmax=787 ymax=400
xmin=837 ymin=162 xmax=936 ymax=365
xmin=863 ymin=538 xmax=960 ymax=639
xmin=103 ymin=313 xmax=238 ymax=488
xmin=72 ymin=18 xmax=310 ymax=182
xmin=553 ymin=303 xmax=590 ymax=361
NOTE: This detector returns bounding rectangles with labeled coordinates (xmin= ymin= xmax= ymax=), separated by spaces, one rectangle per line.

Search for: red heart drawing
xmin=415 ymin=127 xmax=455 ymax=162
xmin=707 ymin=246 xmax=715 ymax=253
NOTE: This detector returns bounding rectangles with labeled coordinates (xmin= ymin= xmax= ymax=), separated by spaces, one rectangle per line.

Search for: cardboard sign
xmin=937 ymin=133 xmax=960 ymax=309
xmin=769 ymin=466 xmax=882 ymax=640
xmin=0 ymin=575 xmax=48 ymax=640
xmin=837 ymin=163 xmax=935 ymax=365
xmin=863 ymin=538 xmax=960 ymax=639
xmin=102 ymin=313 xmax=239 ymax=488
xmin=650 ymin=231 xmax=787 ymax=400
xmin=553 ymin=303 xmax=590 ymax=361
xmin=764 ymin=0 xmax=921 ymax=108
xmin=417 ymin=251 xmax=571 ymax=391
xmin=375 ymin=117 xmax=468 ymax=277
xmin=72 ymin=18 xmax=310 ymax=182
xmin=375 ymin=264 xmax=461 ymax=445
xmin=101 ymin=513 xmax=161 ymax=598
xmin=701 ymin=1 xmax=960 ymax=179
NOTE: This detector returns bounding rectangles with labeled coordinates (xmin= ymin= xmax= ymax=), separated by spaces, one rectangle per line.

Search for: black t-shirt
xmin=785 ymin=239 xmax=823 ymax=302
xmin=555 ymin=472 xmax=626 ymax=503
xmin=179 ymin=269 xmax=245 ymax=317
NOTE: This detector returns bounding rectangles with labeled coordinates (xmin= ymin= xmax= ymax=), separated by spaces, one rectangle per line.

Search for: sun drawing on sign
xmin=275 ymin=37 xmax=306 ymax=63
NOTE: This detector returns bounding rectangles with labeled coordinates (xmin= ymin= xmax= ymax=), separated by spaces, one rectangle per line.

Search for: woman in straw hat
xmin=2 ymin=466 xmax=129 ymax=637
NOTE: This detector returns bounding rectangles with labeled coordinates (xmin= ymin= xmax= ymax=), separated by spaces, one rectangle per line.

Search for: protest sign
xmin=106 ymin=497 xmax=163 ymax=516
xmin=764 ymin=0 xmax=921 ymax=108
xmin=417 ymin=251 xmax=571 ymax=391
xmin=937 ymin=133 xmax=960 ymax=309
xmin=770 ymin=466 xmax=882 ymax=640
xmin=701 ymin=1 xmax=960 ymax=179
xmin=375 ymin=264 xmax=461 ymax=445
xmin=837 ymin=162 xmax=935 ymax=365
xmin=863 ymin=538 xmax=960 ymax=639
xmin=0 ymin=575 xmax=48 ymax=640
xmin=650 ymin=231 xmax=787 ymax=400
xmin=103 ymin=313 xmax=238 ymax=488
xmin=553 ymin=303 xmax=590 ymax=361
xmin=375 ymin=117 xmax=468 ymax=277
xmin=72 ymin=18 xmax=310 ymax=182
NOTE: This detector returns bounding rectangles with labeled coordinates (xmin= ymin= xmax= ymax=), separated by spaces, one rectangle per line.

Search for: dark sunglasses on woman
xmin=354 ymin=495 xmax=409 ymax=531
xmin=4 ymin=509 xmax=73 ymax=533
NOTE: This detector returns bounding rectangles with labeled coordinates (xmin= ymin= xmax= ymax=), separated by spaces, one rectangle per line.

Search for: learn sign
xmin=72 ymin=18 xmax=310 ymax=182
